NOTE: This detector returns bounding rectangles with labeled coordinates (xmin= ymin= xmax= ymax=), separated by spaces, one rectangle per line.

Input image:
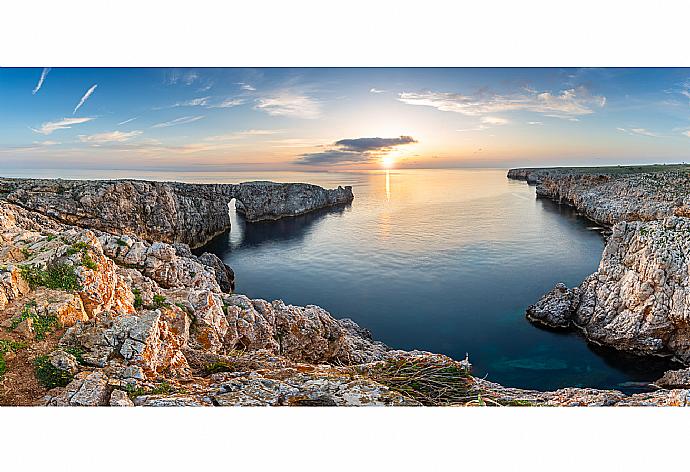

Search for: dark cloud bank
xmin=296 ymin=135 xmax=417 ymax=165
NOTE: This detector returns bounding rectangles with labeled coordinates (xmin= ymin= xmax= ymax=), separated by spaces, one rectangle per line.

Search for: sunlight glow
xmin=382 ymin=156 xmax=394 ymax=168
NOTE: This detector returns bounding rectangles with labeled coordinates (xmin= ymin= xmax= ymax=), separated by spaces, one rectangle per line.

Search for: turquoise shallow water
xmin=5 ymin=167 xmax=677 ymax=392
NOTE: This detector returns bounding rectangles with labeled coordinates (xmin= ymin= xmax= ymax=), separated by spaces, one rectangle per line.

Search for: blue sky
xmin=1 ymin=67 xmax=690 ymax=171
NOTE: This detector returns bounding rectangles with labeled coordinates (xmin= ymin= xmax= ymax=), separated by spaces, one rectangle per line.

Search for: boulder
xmin=526 ymin=283 xmax=579 ymax=329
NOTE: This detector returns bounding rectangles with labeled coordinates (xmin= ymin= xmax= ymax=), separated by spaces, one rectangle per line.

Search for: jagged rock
xmin=187 ymin=290 xmax=228 ymax=352
xmin=134 ymin=395 xmax=213 ymax=407
xmin=0 ymin=265 xmax=30 ymax=311
xmin=48 ymin=349 xmax=80 ymax=375
xmin=46 ymin=371 xmax=112 ymax=406
xmin=526 ymin=283 xmax=578 ymax=328
xmin=655 ymin=368 xmax=690 ymax=389
xmin=33 ymin=288 xmax=88 ymax=328
xmin=0 ymin=178 xmax=354 ymax=248
xmin=197 ymin=252 xmax=234 ymax=292
xmin=61 ymin=308 xmax=190 ymax=378
xmin=109 ymin=389 xmax=134 ymax=407
xmin=99 ymin=234 xmax=221 ymax=292
xmin=210 ymin=370 xmax=417 ymax=406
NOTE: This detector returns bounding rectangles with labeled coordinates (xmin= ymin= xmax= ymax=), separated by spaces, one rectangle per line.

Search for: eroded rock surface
xmin=0 ymin=177 xmax=354 ymax=248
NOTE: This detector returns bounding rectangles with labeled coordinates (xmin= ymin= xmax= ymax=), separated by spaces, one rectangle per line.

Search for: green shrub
xmin=132 ymin=288 xmax=143 ymax=308
xmin=34 ymin=355 xmax=73 ymax=389
xmin=62 ymin=345 xmax=86 ymax=365
xmin=19 ymin=263 xmax=81 ymax=291
xmin=81 ymin=252 xmax=98 ymax=270
xmin=152 ymin=294 xmax=169 ymax=309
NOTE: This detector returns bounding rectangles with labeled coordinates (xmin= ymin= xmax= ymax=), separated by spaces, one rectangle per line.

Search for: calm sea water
xmin=5 ymin=168 xmax=677 ymax=391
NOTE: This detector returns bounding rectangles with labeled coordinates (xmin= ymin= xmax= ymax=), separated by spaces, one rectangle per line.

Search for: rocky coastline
xmin=1 ymin=175 xmax=688 ymax=406
xmin=509 ymin=165 xmax=690 ymax=391
xmin=0 ymin=177 xmax=354 ymax=248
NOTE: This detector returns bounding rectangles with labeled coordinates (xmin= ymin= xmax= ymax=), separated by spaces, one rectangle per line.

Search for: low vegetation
xmin=124 ymin=381 xmax=178 ymax=399
xmin=34 ymin=355 xmax=73 ymax=389
xmin=10 ymin=300 xmax=59 ymax=340
xmin=19 ymin=263 xmax=81 ymax=291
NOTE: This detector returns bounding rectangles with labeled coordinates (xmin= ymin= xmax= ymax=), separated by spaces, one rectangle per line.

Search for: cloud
xmin=480 ymin=116 xmax=509 ymax=126
xmin=617 ymin=127 xmax=659 ymax=137
xmin=73 ymin=84 xmax=98 ymax=115
xmin=31 ymin=117 xmax=95 ymax=135
xmin=118 ymin=117 xmax=138 ymax=126
xmin=334 ymin=136 xmax=417 ymax=152
xmin=370 ymin=88 xmax=385 ymax=93
xmin=32 ymin=67 xmax=51 ymax=95
xmin=33 ymin=140 xmax=60 ymax=146
xmin=238 ymin=82 xmax=256 ymax=91
xmin=683 ymin=130 xmax=690 ymax=138
xmin=166 ymin=70 xmax=200 ymax=86
xmin=151 ymin=115 xmax=205 ymax=128
xmin=173 ymin=96 xmax=211 ymax=107
xmin=78 ymin=130 xmax=143 ymax=144
xmin=255 ymin=93 xmax=321 ymax=119
xmin=528 ymin=121 xmax=543 ymax=125
xmin=398 ymin=86 xmax=606 ymax=119
xmin=296 ymin=135 xmax=417 ymax=166
xmin=208 ymin=98 xmax=245 ymax=108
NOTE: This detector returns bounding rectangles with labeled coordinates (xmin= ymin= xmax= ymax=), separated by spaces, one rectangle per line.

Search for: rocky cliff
xmin=0 ymin=177 xmax=354 ymax=248
xmin=1 ymin=197 xmax=688 ymax=406
xmin=510 ymin=166 xmax=690 ymax=367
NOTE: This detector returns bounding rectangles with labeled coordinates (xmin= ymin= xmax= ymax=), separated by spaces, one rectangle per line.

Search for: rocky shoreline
xmin=509 ymin=165 xmax=690 ymax=393
xmin=0 ymin=177 xmax=354 ymax=248
xmin=1 ymin=175 xmax=688 ymax=406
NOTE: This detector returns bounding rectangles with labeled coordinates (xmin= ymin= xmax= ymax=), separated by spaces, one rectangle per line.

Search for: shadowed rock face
xmin=0 ymin=178 xmax=353 ymax=248
xmin=510 ymin=167 xmax=690 ymax=363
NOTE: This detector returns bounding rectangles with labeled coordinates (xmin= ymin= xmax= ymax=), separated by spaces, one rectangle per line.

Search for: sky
xmin=2 ymin=67 xmax=690 ymax=171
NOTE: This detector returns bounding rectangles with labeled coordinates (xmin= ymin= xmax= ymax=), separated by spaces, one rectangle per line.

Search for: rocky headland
xmin=510 ymin=164 xmax=690 ymax=390
xmin=1 ymin=175 xmax=688 ymax=407
xmin=0 ymin=177 xmax=354 ymax=248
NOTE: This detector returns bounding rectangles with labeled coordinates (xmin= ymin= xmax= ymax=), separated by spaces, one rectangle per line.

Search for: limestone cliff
xmin=2 ymin=197 xmax=688 ymax=406
xmin=511 ymin=166 xmax=690 ymax=365
xmin=0 ymin=177 xmax=354 ymax=248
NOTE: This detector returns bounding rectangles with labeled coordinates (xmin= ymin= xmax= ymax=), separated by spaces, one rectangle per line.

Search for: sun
xmin=382 ymin=156 xmax=394 ymax=168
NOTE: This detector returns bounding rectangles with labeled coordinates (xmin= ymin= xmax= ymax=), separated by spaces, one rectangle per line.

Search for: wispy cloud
xmin=528 ymin=121 xmax=543 ymax=125
xmin=78 ymin=130 xmax=143 ymax=144
xmin=118 ymin=117 xmax=138 ymax=126
xmin=31 ymin=117 xmax=95 ymax=135
xmin=151 ymin=115 xmax=205 ymax=128
xmin=73 ymin=84 xmax=98 ymax=115
xmin=683 ymin=130 xmax=690 ymax=138
xmin=255 ymin=92 xmax=321 ymax=119
xmin=172 ymin=96 xmax=211 ymax=107
xmin=208 ymin=98 xmax=245 ymax=108
xmin=370 ymin=88 xmax=385 ymax=93
xmin=32 ymin=67 xmax=51 ymax=95
xmin=398 ymin=86 xmax=606 ymax=119
xmin=296 ymin=135 xmax=417 ymax=165
xmin=33 ymin=140 xmax=60 ymax=146
xmin=617 ymin=127 xmax=660 ymax=137
xmin=238 ymin=82 xmax=256 ymax=91
xmin=166 ymin=70 xmax=200 ymax=86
